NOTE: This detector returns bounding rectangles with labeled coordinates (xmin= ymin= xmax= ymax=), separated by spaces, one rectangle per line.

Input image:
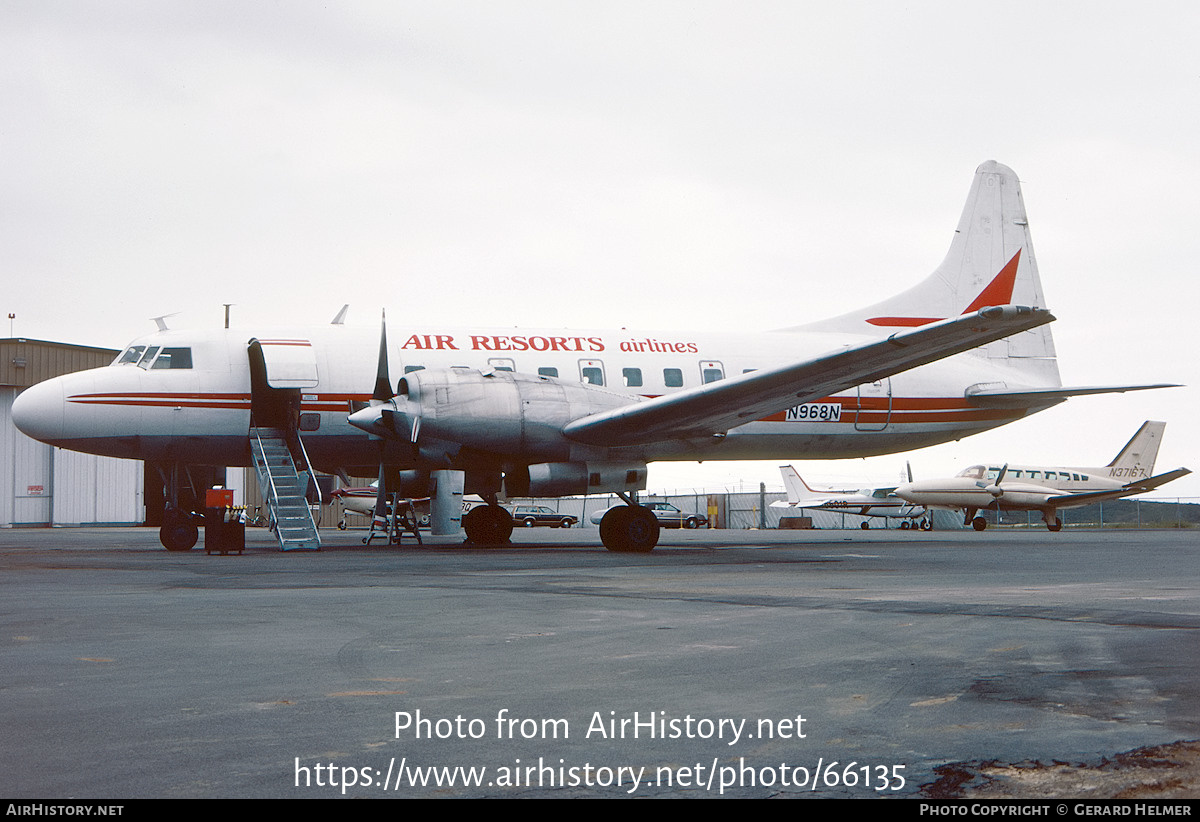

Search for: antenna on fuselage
xmin=151 ymin=312 xmax=180 ymax=332
xmin=223 ymin=304 xmax=233 ymax=329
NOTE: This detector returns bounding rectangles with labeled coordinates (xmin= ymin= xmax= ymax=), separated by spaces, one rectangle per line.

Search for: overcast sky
xmin=3 ymin=1 xmax=1197 ymax=496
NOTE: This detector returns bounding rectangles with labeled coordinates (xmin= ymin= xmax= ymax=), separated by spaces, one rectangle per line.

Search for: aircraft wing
xmin=1046 ymin=468 xmax=1192 ymax=506
xmin=563 ymin=305 xmax=1053 ymax=447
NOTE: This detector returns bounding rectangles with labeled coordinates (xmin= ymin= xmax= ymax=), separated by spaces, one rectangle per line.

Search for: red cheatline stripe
xmin=66 ymin=392 xmax=1027 ymax=424
xmin=760 ymin=408 xmax=1021 ymax=423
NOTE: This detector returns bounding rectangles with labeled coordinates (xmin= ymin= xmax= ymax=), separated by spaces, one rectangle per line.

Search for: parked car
xmin=508 ymin=505 xmax=578 ymax=528
xmin=588 ymin=501 xmax=707 ymax=529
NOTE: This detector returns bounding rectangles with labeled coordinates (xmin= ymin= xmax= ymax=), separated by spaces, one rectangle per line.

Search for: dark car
xmin=509 ymin=505 xmax=578 ymax=528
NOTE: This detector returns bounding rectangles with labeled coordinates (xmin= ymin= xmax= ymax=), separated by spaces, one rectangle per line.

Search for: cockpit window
xmin=116 ymin=346 xmax=146 ymax=365
xmin=956 ymin=465 xmax=986 ymax=480
xmin=136 ymin=346 xmax=160 ymax=369
xmin=150 ymin=347 xmax=193 ymax=369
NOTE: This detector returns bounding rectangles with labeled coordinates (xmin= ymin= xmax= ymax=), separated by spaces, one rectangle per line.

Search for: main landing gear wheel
xmin=1046 ymin=517 xmax=1062 ymax=532
xmin=972 ymin=516 xmax=988 ymax=532
xmin=463 ymin=504 xmax=514 ymax=545
xmin=600 ymin=506 xmax=660 ymax=553
xmin=160 ymin=506 xmax=198 ymax=551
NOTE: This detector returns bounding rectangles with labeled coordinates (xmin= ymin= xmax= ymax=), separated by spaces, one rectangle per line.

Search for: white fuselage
xmin=895 ymin=464 xmax=1126 ymax=512
xmin=12 ymin=321 xmax=1057 ymax=477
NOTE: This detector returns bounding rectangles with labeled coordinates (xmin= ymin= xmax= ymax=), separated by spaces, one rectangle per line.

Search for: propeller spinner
xmin=976 ymin=463 xmax=1008 ymax=497
xmin=347 ymin=311 xmax=423 ymax=527
xmin=348 ymin=310 xmax=422 ymax=445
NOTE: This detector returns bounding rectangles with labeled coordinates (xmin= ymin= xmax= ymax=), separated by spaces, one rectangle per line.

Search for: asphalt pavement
xmin=2 ymin=525 xmax=1197 ymax=798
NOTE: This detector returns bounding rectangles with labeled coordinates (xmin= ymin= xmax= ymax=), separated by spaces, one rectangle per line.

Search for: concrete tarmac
xmin=1 ymin=525 xmax=1197 ymax=798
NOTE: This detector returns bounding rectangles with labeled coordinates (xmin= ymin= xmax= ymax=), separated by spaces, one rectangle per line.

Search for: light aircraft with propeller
xmin=772 ymin=464 xmax=929 ymax=529
xmin=893 ymin=421 xmax=1190 ymax=531
xmin=11 ymin=161 xmax=1174 ymax=552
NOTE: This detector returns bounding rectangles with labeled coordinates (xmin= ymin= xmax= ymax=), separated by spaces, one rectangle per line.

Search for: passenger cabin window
xmin=579 ymin=360 xmax=604 ymax=386
xmin=488 ymin=358 xmax=515 ymax=372
xmin=701 ymin=361 xmax=724 ymax=384
xmin=623 ymin=368 xmax=643 ymax=388
xmin=538 ymin=367 xmax=558 ymax=378
xmin=664 ymin=368 xmax=683 ymax=388
xmin=150 ymin=347 xmax=193 ymax=369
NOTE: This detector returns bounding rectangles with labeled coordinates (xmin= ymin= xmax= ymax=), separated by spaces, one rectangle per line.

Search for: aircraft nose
xmin=12 ymin=377 xmax=66 ymax=445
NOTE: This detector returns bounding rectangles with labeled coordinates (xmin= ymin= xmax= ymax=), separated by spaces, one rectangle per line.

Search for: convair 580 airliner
xmin=12 ymin=162 xmax=1173 ymax=552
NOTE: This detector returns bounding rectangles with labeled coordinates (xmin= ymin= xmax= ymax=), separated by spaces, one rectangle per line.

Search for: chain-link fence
xmin=502 ymin=491 xmax=1199 ymax=531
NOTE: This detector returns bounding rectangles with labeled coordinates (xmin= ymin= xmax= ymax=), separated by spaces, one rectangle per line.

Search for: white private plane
xmin=894 ymin=422 xmax=1190 ymax=531
xmin=772 ymin=465 xmax=929 ymax=530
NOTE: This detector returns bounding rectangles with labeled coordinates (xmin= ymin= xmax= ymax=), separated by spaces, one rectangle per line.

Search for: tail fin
xmin=794 ymin=161 xmax=1059 ymax=386
xmin=779 ymin=465 xmax=822 ymax=504
xmin=1105 ymin=421 xmax=1166 ymax=480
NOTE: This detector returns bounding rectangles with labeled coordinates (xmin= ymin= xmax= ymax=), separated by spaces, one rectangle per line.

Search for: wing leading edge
xmin=563 ymin=305 xmax=1054 ymax=447
xmin=1045 ymin=468 xmax=1192 ymax=506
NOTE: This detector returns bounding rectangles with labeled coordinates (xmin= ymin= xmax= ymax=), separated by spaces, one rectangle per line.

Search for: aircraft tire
xmin=160 ymin=508 xmax=198 ymax=552
xmin=972 ymin=516 xmax=988 ymax=531
xmin=899 ymin=521 xmax=910 ymax=530
xmin=463 ymin=505 xmax=514 ymax=545
xmin=921 ymin=520 xmax=932 ymax=531
xmin=1047 ymin=517 xmax=1062 ymax=532
xmin=600 ymin=506 xmax=660 ymax=553
xmin=860 ymin=522 xmax=870 ymax=530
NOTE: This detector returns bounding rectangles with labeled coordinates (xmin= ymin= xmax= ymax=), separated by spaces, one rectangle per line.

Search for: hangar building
xmin=1 ymin=338 xmax=143 ymax=527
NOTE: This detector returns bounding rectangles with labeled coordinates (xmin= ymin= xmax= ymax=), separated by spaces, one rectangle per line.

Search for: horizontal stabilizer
xmin=966 ymin=383 xmax=1179 ymax=407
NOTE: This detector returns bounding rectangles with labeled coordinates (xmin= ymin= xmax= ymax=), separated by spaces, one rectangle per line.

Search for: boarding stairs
xmin=250 ymin=426 xmax=321 ymax=551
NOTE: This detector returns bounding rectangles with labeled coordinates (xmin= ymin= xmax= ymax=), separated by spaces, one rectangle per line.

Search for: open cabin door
xmin=247 ymin=338 xmax=319 ymax=431
xmin=246 ymin=339 xmax=322 ymax=551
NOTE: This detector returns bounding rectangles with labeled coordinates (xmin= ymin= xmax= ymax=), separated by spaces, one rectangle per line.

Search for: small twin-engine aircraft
xmin=12 ymin=162 xmax=1174 ymax=552
xmin=893 ymin=421 xmax=1191 ymax=531
xmin=771 ymin=464 xmax=929 ymax=530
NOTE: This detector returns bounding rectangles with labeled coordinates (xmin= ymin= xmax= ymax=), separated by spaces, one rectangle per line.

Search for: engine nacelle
xmin=398 ymin=367 xmax=639 ymax=463
xmin=508 ymin=461 xmax=648 ymax=497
